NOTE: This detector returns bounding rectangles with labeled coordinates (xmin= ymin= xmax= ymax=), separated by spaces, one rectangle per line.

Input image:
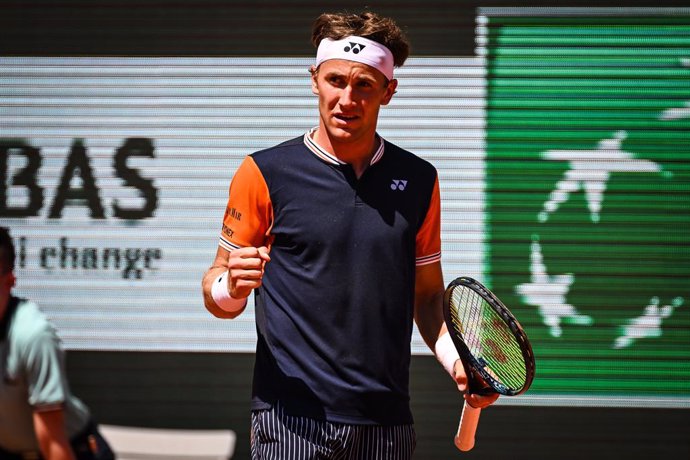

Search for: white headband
xmin=315 ymin=36 xmax=395 ymax=80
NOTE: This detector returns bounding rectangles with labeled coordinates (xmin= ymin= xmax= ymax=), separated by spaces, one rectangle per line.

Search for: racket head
xmin=443 ymin=276 xmax=535 ymax=396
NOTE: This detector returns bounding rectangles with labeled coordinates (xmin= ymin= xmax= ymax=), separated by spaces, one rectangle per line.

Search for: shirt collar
xmin=303 ymin=127 xmax=385 ymax=166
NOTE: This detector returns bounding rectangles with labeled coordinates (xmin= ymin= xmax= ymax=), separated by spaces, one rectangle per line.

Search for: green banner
xmin=482 ymin=11 xmax=690 ymax=401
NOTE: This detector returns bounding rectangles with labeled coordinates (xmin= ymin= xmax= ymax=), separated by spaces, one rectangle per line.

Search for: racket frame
xmin=442 ymin=276 xmax=536 ymax=396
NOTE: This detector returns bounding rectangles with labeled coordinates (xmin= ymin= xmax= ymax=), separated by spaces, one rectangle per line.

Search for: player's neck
xmin=312 ymin=128 xmax=379 ymax=178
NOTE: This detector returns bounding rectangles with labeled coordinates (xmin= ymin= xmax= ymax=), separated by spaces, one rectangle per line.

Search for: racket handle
xmin=455 ymin=400 xmax=482 ymax=451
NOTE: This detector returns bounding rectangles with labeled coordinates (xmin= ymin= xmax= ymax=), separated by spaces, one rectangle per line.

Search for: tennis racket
xmin=443 ymin=276 xmax=535 ymax=451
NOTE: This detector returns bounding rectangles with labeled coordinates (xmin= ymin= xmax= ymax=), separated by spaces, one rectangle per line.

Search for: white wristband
xmin=211 ymin=271 xmax=247 ymax=312
xmin=435 ymin=332 xmax=461 ymax=378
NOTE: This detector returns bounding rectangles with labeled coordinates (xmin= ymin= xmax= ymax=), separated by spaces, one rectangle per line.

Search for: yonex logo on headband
xmin=316 ymin=36 xmax=395 ymax=80
xmin=344 ymin=42 xmax=366 ymax=54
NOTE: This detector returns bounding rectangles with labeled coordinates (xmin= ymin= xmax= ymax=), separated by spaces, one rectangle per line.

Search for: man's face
xmin=311 ymin=59 xmax=397 ymax=146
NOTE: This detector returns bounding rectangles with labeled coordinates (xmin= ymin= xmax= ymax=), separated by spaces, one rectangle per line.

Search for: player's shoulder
xmin=250 ymin=135 xmax=305 ymax=162
xmin=382 ymin=139 xmax=437 ymax=176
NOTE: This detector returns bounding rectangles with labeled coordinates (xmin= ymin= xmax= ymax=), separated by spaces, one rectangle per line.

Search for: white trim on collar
xmin=303 ymin=128 xmax=385 ymax=166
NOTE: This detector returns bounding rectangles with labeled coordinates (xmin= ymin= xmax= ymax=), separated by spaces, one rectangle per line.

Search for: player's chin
xmin=327 ymin=125 xmax=358 ymax=140
xmin=330 ymin=117 xmax=363 ymax=132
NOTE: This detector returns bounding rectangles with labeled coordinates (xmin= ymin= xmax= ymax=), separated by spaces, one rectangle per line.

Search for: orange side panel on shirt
xmin=416 ymin=176 xmax=442 ymax=261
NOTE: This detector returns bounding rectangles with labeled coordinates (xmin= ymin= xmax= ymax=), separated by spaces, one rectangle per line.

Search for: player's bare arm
xmin=202 ymin=246 xmax=270 ymax=319
xmin=414 ymin=262 xmax=498 ymax=409
xmin=413 ymin=261 xmax=446 ymax=352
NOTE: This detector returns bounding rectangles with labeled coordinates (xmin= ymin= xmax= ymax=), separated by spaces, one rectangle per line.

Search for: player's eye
xmin=327 ymin=75 xmax=345 ymax=86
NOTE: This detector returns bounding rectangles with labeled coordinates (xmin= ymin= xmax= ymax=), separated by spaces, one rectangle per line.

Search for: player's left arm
xmin=413 ymin=262 xmax=467 ymax=389
xmin=413 ymin=174 xmax=448 ymax=352
xmin=414 ymin=263 xmax=499 ymax=408
xmin=413 ymin=261 xmax=447 ymax=352
xmin=412 ymin=171 xmax=498 ymax=407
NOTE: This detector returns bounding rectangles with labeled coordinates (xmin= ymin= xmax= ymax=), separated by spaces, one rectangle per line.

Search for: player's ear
xmin=310 ymin=65 xmax=320 ymax=95
xmin=381 ymin=79 xmax=398 ymax=106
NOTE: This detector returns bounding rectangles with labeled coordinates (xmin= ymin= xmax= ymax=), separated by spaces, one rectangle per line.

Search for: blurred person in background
xmin=0 ymin=227 xmax=115 ymax=460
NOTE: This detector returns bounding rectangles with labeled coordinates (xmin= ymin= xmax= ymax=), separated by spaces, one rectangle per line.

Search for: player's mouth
xmin=334 ymin=113 xmax=359 ymax=122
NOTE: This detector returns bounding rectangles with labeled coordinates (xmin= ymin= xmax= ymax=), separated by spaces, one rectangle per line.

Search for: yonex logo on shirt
xmin=391 ymin=179 xmax=408 ymax=191
xmin=343 ymin=42 xmax=366 ymax=54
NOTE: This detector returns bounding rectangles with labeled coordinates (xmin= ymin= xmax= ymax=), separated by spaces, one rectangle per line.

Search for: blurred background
xmin=2 ymin=1 xmax=689 ymax=458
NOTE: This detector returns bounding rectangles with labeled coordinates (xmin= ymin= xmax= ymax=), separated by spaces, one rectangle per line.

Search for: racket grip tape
xmin=455 ymin=400 xmax=482 ymax=451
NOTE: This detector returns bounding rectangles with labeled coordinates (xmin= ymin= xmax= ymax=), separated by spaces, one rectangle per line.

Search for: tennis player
xmin=202 ymin=11 xmax=498 ymax=459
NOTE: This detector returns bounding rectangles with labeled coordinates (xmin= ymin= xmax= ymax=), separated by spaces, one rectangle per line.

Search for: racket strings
xmin=450 ymin=286 xmax=528 ymax=392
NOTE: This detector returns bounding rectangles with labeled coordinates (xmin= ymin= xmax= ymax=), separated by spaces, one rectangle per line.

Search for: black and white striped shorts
xmin=250 ymin=404 xmax=416 ymax=460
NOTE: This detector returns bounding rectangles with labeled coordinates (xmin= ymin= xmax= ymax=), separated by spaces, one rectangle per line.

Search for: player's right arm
xmin=201 ymin=155 xmax=273 ymax=319
xmin=202 ymin=245 xmax=270 ymax=319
